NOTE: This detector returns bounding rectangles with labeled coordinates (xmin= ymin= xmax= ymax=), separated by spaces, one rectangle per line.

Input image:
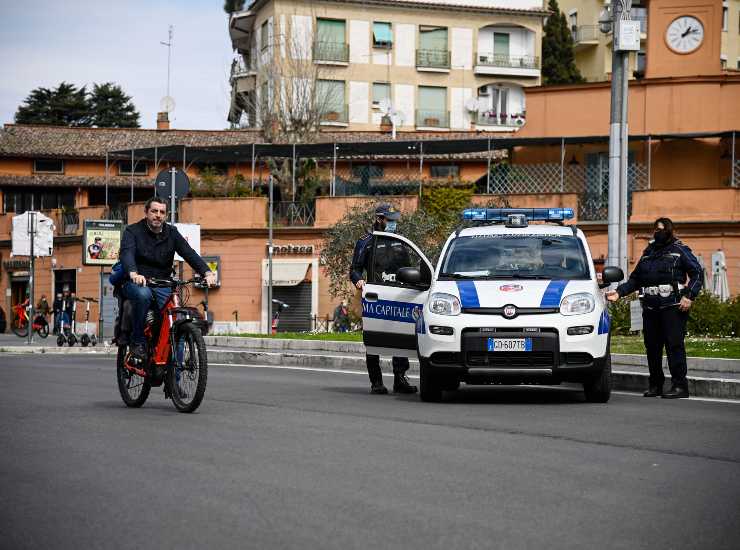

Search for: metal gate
xmin=100 ymin=272 xmax=117 ymax=340
xmin=272 ymin=282 xmax=312 ymax=332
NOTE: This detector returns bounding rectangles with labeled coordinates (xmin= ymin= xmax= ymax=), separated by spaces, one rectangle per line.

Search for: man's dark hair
xmin=654 ymin=217 xmax=675 ymax=234
xmin=145 ymin=197 xmax=167 ymax=212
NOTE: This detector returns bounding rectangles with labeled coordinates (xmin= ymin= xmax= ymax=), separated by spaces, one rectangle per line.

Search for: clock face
xmin=665 ymin=16 xmax=704 ymax=54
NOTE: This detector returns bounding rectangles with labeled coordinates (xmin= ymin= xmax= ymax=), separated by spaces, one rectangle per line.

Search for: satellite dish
xmin=465 ymin=97 xmax=480 ymax=112
xmin=378 ymin=98 xmax=392 ymax=114
xmin=160 ymin=95 xmax=176 ymax=113
xmin=390 ymin=110 xmax=404 ymax=126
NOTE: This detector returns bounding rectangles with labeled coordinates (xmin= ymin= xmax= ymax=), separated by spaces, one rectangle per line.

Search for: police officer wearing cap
xmin=350 ymin=204 xmax=418 ymax=395
xmin=606 ymin=218 xmax=702 ymax=399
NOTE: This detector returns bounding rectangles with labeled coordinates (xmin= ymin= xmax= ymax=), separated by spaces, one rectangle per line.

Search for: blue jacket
xmin=616 ymin=238 xmax=703 ymax=307
xmin=350 ymin=232 xmax=373 ymax=285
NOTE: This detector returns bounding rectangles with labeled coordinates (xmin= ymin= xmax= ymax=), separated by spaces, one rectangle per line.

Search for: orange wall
xmin=631 ymin=188 xmax=740 ymax=223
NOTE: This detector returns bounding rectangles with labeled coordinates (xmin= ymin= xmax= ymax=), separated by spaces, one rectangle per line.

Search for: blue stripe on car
xmin=598 ymin=309 xmax=611 ymax=334
xmin=456 ymin=281 xmax=480 ymax=308
xmin=540 ymin=280 xmax=568 ymax=307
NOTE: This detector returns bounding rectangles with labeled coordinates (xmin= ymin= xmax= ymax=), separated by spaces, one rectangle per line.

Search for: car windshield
xmin=439 ymin=234 xmax=590 ymax=280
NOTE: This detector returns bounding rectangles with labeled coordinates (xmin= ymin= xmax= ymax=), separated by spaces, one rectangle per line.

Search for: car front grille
xmin=466 ymin=351 xmax=555 ymax=368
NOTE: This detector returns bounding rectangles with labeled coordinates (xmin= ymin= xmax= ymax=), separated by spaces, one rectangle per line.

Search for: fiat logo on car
xmin=503 ymin=305 xmax=517 ymax=319
xmin=499 ymin=284 xmax=524 ymax=292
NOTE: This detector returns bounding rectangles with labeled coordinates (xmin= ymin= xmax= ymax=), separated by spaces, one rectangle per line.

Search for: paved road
xmin=1 ymin=354 xmax=739 ymax=550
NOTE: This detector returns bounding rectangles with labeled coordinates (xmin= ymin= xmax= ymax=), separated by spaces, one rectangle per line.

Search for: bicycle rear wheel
xmin=116 ymin=345 xmax=151 ymax=408
xmin=167 ymin=323 xmax=208 ymax=413
xmin=11 ymin=314 xmax=28 ymax=337
xmin=36 ymin=319 xmax=49 ymax=339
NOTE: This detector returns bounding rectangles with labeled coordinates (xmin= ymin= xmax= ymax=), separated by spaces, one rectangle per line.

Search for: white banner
xmin=11 ymin=211 xmax=55 ymax=257
xmin=174 ymin=223 xmax=201 ymax=262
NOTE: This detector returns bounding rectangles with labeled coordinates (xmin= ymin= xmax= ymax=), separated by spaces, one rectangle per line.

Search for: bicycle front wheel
xmin=167 ymin=323 xmax=208 ymax=413
xmin=36 ymin=320 xmax=49 ymax=339
xmin=116 ymin=345 xmax=151 ymax=408
xmin=12 ymin=314 xmax=28 ymax=337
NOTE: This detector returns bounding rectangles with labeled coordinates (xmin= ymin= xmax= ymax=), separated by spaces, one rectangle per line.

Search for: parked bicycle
xmin=115 ymin=277 xmax=209 ymax=413
xmin=11 ymin=299 xmax=49 ymax=338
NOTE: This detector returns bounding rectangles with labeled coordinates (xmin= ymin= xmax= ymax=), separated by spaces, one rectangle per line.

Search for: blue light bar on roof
xmin=462 ymin=208 xmax=574 ymax=222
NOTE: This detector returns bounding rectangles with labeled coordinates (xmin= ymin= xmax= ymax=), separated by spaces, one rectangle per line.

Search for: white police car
xmin=361 ymin=208 xmax=624 ymax=402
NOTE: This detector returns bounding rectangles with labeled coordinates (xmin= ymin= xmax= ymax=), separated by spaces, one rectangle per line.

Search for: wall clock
xmin=665 ymin=16 xmax=704 ymax=54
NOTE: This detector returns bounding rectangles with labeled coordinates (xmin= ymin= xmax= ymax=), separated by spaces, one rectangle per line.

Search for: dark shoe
xmin=662 ymin=386 xmax=689 ymax=399
xmin=643 ymin=386 xmax=663 ymax=397
xmin=370 ymin=382 xmax=389 ymax=395
xmin=393 ymin=374 xmax=418 ymax=394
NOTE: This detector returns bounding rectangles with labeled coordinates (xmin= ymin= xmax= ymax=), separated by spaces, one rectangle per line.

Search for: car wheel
xmin=419 ymin=357 xmax=443 ymax=403
xmin=584 ymin=353 xmax=612 ymax=403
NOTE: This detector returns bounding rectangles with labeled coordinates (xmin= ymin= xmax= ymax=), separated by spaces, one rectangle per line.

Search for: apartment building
xmin=227 ymin=0 xmax=547 ymax=133
xmin=560 ymin=0 xmax=739 ymax=82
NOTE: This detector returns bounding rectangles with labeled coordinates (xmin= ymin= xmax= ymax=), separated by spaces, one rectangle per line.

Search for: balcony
xmin=474 ymin=53 xmax=540 ymax=78
xmin=572 ymin=25 xmax=600 ymax=50
xmin=415 ymin=109 xmax=450 ymax=129
xmin=416 ymin=49 xmax=451 ymax=71
xmin=475 ymin=112 xmax=526 ymax=130
xmin=313 ymin=41 xmax=349 ymax=65
xmin=319 ymin=105 xmax=349 ymax=126
xmin=274 ymin=201 xmax=316 ymax=227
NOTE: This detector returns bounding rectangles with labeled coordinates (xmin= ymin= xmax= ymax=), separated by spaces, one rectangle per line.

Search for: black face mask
xmin=653 ymin=229 xmax=671 ymax=244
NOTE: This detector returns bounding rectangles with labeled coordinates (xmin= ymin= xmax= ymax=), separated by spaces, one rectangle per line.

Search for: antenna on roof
xmin=379 ymin=98 xmax=404 ymax=140
xmin=160 ymin=25 xmax=175 ymax=115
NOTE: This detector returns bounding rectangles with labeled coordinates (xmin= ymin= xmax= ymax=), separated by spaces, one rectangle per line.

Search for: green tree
xmin=223 ymin=0 xmax=246 ymax=14
xmin=542 ymin=0 xmax=584 ymax=85
xmin=15 ymin=82 xmax=91 ymax=126
xmin=88 ymin=82 xmax=140 ymax=128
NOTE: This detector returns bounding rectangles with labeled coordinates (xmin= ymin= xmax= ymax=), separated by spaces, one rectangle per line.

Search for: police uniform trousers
xmin=642 ymin=305 xmax=689 ymax=390
xmin=366 ymin=354 xmax=409 ymax=383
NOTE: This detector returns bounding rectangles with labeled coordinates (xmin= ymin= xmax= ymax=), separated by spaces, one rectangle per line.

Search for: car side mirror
xmin=599 ymin=266 xmax=624 ymax=288
xmin=397 ymin=267 xmax=421 ymax=285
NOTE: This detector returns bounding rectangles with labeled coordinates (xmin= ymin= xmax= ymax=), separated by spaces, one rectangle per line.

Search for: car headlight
xmin=560 ymin=293 xmax=595 ymax=316
xmin=429 ymin=293 xmax=461 ymax=316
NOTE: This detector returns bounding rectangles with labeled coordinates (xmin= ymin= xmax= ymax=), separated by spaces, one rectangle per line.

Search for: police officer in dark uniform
xmin=350 ymin=204 xmax=418 ymax=395
xmin=606 ymin=218 xmax=702 ymax=399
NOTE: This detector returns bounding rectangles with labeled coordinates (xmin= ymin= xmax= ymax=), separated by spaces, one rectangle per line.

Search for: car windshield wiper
xmin=438 ymin=272 xmax=486 ymax=279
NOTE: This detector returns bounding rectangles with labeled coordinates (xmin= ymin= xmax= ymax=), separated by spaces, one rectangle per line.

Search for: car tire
xmin=419 ymin=357 xmax=443 ymax=403
xmin=583 ymin=353 xmax=612 ymax=403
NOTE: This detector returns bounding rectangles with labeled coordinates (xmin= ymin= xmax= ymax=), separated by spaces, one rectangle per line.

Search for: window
xmin=419 ymin=26 xmax=447 ymax=51
xmin=117 ymin=160 xmax=148 ymax=175
xmin=373 ymin=22 xmax=392 ymax=48
xmin=33 ymin=159 xmax=64 ymax=174
xmin=636 ymin=51 xmax=646 ymax=75
xmin=370 ymin=235 xmax=428 ymax=287
xmin=490 ymin=87 xmax=509 ymax=115
xmin=722 ymin=5 xmax=727 ymax=32
xmin=261 ymin=20 xmax=269 ymax=50
xmin=372 ymin=82 xmax=390 ymax=107
xmin=430 ymin=165 xmax=459 ymax=178
xmin=418 ymin=86 xmax=447 ymax=127
xmin=199 ymin=163 xmax=229 ymax=176
xmin=493 ymin=32 xmax=510 ymax=58
xmin=317 ymin=79 xmax=345 ymax=120
xmin=352 ymin=164 xmax=384 ymax=179
xmin=2 ymin=188 xmax=74 ymax=213
xmin=569 ymin=12 xmax=578 ymax=36
xmin=317 ymin=18 xmax=345 ymax=44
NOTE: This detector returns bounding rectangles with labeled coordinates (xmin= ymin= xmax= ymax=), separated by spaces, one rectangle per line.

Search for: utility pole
xmin=603 ymin=0 xmax=638 ymax=276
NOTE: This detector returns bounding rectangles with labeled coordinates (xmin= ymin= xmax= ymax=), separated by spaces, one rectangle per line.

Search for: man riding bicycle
xmin=120 ymin=197 xmax=216 ymax=364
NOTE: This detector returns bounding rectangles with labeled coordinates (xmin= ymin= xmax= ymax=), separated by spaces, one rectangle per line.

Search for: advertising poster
xmin=83 ymin=220 xmax=123 ymax=266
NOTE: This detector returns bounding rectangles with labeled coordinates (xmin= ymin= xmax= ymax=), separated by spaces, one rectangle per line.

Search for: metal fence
xmin=275 ymin=201 xmax=316 ymax=226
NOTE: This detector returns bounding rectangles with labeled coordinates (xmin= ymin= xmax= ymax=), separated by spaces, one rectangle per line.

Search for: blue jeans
xmin=122 ymin=282 xmax=172 ymax=345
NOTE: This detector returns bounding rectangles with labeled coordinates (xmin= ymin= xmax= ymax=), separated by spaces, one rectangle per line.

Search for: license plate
xmin=487 ymin=338 xmax=532 ymax=352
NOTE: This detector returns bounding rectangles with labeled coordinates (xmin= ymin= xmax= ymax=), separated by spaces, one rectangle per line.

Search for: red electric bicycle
xmin=115 ymin=277 xmax=209 ymax=413
xmin=11 ymin=299 xmax=49 ymax=338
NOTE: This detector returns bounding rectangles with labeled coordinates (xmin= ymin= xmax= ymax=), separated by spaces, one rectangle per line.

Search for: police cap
xmin=374 ymin=203 xmax=401 ymax=221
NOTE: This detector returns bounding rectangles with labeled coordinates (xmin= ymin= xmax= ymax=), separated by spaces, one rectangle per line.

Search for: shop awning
xmin=262 ymin=261 xmax=311 ymax=286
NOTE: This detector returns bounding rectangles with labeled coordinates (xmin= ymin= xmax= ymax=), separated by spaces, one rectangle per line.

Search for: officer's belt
xmin=640 ymin=283 xmax=685 ymax=297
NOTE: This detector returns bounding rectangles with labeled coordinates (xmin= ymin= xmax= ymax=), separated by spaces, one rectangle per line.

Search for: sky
xmin=0 ymin=0 xmax=235 ymax=130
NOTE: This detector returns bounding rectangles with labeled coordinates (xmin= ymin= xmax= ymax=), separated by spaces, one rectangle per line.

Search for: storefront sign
xmin=83 ymin=220 xmax=124 ymax=266
xmin=202 ymin=256 xmax=221 ymax=287
xmin=3 ymin=259 xmax=30 ymax=271
xmin=267 ymin=244 xmax=315 ymax=255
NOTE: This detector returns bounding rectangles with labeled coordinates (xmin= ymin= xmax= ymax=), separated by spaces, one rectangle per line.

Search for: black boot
xmin=643 ymin=385 xmax=663 ymax=397
xmin=367 ymin=361 xmax=388 ymax=395
xmin=662 ymin=385 xmax=689 ymax=399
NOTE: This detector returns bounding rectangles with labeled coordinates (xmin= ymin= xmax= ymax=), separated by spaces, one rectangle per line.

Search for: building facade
xmin=228 ymin=0 xmax=547 ymax=133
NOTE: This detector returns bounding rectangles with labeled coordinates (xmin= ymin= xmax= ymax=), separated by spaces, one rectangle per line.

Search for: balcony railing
xmin=319 ymin=105 xmax=349 ymax=124
xmin=61 ymin=211 xmax=79 ymax=235
xmin=230 ymin=58 xmax=254 ymax=80
xmin=476 ymin=112 xmax=526 ymax=127
xmin=416 ymin=49 xmax=451 ymax=70
xmin=571 ymin=25 xmax=600 ymax=44
xmin=313 ymin=41 xmax=349 ymax=64
xmin=275 ymin=201 xmax=316 ymax=226
xmin=476 ymin=53 xmax=540 ymax=70
xmin=103 ymin=205 xmax=128 ymax=225
xmin=416 ymin=109 xmax=450 ymax=129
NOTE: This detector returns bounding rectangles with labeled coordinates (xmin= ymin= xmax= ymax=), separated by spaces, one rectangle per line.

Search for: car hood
xmin=432 ymin=279 xmax=595 ymax=308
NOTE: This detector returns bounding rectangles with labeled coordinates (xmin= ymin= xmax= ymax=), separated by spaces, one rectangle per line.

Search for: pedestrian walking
xmin=606 ymin=218 xmax=702 ymax=398
xmin=350 ymin=203 xmax=417 ymax=395
xmin=333 ymin=300 xmax=350 ymax=333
